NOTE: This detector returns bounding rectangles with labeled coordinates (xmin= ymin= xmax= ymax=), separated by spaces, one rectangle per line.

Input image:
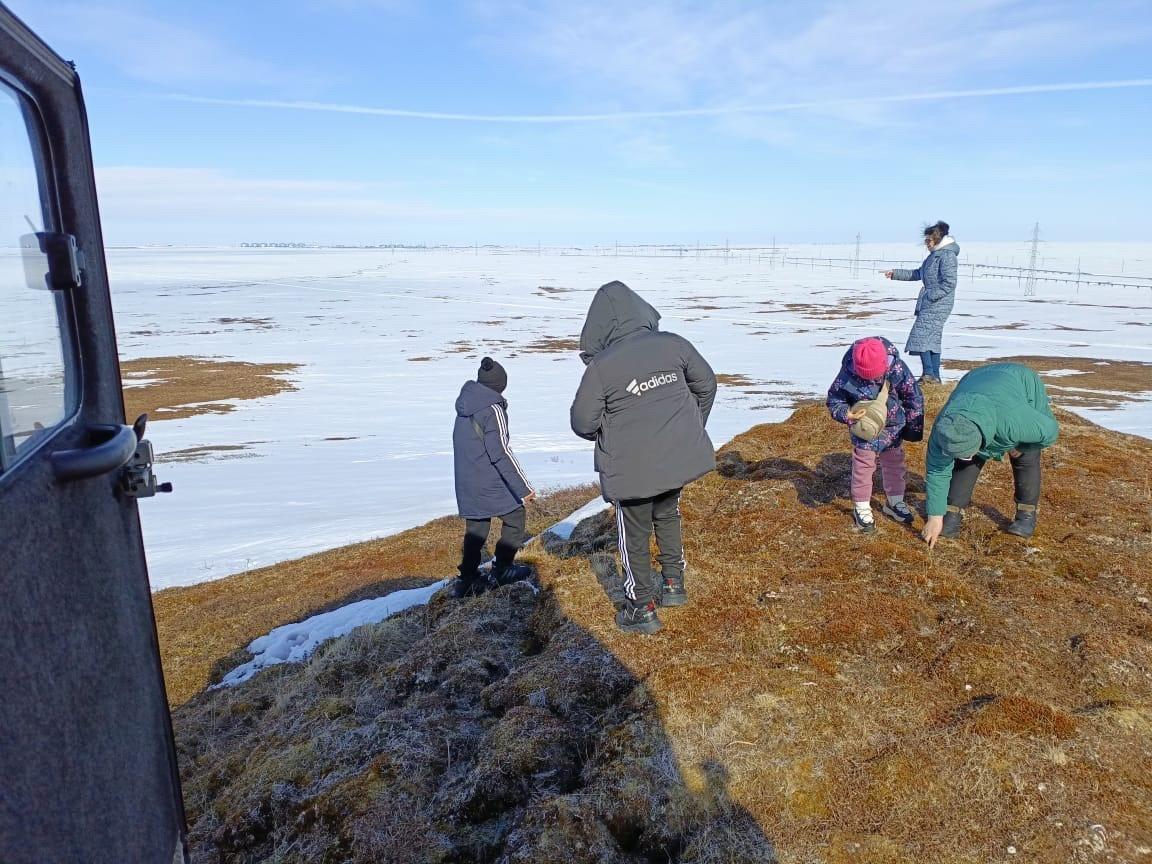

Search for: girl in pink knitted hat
xmin=826 ymin=337 xmax=925 ymax=532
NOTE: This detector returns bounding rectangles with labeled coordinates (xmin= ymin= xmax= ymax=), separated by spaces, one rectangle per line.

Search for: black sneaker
xmin=882 ymin=499 xmax=916 ymax=525
xmin=1005 ymin=506 xmax=1037 ymax=539
xmin=852 ymin=507 xmax=877 ymax=534
xmin=490 ymin=561 xmax=532 ymax=587
xmin=615 ymin=601 xmax=663 ymax=635
xmin=940 ymin=508 xmax=963 ymax=538
xmin=659 ymin=574 xmax=687 ymax=607
xmin=918 ymin=375 xmax=943 ymax=386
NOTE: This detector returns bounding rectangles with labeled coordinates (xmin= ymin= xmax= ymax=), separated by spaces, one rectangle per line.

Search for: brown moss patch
xmin=756 ymin=301 xmax=882 ymax=321
xmin=121 ymin=356 xmax=299 ymax=422
xmin=524 ymin=336 xmax=580 ymax=353
xmin=967 ymin=696 xmax=1079 ymax=739
xmin=169 ymin=383 xmax=1152 ymax=862
xmin=155 ymin=484 xmax=599 ymax=706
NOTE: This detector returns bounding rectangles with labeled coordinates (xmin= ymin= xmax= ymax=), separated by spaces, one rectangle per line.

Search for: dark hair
xmin=923 ymin=220 xmax=950 ymax=243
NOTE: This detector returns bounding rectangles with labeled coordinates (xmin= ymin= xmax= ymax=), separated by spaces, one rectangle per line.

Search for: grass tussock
xmin=155 ymin=484 xmax=599 ymax=706
xmin=121 ymin=356 xmax=300 ymax=422
xmin=170 ymin=381 xmax=1152 ymax=862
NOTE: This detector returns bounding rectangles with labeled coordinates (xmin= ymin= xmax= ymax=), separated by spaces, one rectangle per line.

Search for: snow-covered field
xmin=104 ymin=244 xmax=1152 ymax=590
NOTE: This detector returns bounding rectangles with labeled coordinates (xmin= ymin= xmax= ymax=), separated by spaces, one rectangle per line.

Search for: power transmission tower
xmin=1024 ymin=222 xmax=1040 ymax=296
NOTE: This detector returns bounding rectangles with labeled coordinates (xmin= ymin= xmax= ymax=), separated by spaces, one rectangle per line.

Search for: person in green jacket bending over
xmin=921 ymin=363 xmax=1059 ymax=547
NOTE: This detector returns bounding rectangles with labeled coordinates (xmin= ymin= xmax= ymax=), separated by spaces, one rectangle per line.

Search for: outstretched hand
xmin=921 ymin=515 xmax=944 ymax=548
xmin=883 ymin=270 xmax=894 ymax=279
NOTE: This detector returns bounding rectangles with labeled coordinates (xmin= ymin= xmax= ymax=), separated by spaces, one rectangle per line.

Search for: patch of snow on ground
xmin=216 ymin=492 xmax=613 ymax=686
xmin=1041 ymin=369 xmax=1089 ymax=377
xmin=217 ymin=579 xmax=448 ymax=687
xmin=541 ymin=498 xmax=613 ymax=540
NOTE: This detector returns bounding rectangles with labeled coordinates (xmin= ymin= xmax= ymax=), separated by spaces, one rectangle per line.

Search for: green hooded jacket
xmin=924 ymin=363 xmax=1059 ymax=516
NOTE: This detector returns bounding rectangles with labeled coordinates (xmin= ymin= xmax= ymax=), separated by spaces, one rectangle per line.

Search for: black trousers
xmin=459 ymin=507 xmax=527 ymax=580
xmin=616 ymin=488 xmax=685 ymax=606
xmin=947 ymin=446 xmax=1041 ymax=510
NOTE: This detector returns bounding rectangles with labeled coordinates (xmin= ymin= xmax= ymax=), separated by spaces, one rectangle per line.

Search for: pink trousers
xmin=851 ymin=446 xmax=906 ymax=503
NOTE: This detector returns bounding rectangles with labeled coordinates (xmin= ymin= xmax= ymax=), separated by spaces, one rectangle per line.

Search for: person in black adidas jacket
xmin=571 ymin=281 xmax=717 ymax=635
xmin=452 ymin=357 xmax=536 ymax=597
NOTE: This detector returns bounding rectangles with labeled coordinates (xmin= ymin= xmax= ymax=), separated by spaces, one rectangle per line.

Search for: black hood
xmin=455 ymin=380 xmax=505 ymax=417
xmin=578 ymin=280 xmax=660 ymax=365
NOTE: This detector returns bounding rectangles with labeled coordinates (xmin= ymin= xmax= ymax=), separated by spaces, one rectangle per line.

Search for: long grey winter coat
xmin=892 ymin=237 xmax=960 ymax=354
xmin=454 ymin=381 xmax=534 ymax=519
xmin=570 ymin=281 xmax=717 ymax=502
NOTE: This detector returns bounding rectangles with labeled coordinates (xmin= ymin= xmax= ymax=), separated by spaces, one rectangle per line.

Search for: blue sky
xmin=9 ymin=0 xmax=1152 ymax=244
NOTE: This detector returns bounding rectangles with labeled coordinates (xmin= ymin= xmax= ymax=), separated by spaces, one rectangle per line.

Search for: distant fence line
xmin=252 ymin=243 xmax=1152 ymax=291
xmin=776 ymin=255 xmax=1152 ymax=291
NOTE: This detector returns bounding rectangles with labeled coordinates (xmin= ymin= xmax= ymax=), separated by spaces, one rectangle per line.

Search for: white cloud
xmin=471 ymin=0 xmax=1149 ymax=113
xmin=167 ymin=79 xmax=1152 ymax=123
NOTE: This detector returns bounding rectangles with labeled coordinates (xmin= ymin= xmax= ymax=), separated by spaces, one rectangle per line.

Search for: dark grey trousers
xmin=616 ymin=488 xmax=685 ymax=606
xmin=947 ymin=445 xmax=1041 ymax=509
xmin=459 ymin=507 xmax=527 ymax=580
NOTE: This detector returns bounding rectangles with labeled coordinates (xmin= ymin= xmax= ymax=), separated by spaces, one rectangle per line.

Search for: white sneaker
xmin=852 ymin=506 xmax=877 ymax=534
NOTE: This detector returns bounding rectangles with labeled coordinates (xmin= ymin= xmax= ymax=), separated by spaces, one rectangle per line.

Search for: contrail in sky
xmin=169 ymin=79 xmax=1152 ymax=123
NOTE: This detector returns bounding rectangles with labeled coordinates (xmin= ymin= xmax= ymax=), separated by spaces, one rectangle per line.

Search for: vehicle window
xmin=0 ymin=81 xmax=71 ymax=471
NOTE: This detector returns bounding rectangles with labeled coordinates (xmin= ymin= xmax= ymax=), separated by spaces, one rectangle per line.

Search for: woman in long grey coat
xmin=885 ymin=220 xmax=959 ymax=384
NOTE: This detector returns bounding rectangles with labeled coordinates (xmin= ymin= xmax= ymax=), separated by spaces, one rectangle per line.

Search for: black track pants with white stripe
xmin=616 ymin=488 xmax=685 ymax=606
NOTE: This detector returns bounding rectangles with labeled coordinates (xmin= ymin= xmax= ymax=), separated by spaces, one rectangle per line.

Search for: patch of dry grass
xmin=538 ymin=389 xmax=1152 ymax=862
xmin=523 ymin=336 xmax=581 ymax=353
xmin=716 ymin=373 xmax=758 ymax=387
xmin=121 ymin=356 xmax=299 ymax=422
xmin=155 ymin=484 xmax=599 ymax=706
xmin=755 ymin=300 xmax=883 ymax=321
xmin=170 ymin=389 xmax=1152 ymax=862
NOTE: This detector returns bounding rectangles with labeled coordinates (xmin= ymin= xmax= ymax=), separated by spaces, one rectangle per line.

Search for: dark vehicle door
xmin=0 ymin=5 xmax=186 ymax=863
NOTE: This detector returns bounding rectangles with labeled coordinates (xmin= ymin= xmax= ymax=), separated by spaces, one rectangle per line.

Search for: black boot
xmin=940 ymin=506 xmax=963 ymax=538
xmin=615 ymin=600 xmax=663 ymax=635
xmin=659 ymin=572 xmax=687 ymax=607
xmin=1005 ymin=504 xmax=1038 ymax=538
xmin=451 ymin=576 xmax=486 ymax=599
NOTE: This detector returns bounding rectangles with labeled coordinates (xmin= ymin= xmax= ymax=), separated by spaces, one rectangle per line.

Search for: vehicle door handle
xmin=51 ymin=424 xmax=139 ymax=481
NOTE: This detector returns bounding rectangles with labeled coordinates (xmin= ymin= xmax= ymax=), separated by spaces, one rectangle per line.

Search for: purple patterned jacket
xmin=826 ymin=337 xmax=925 ymax=453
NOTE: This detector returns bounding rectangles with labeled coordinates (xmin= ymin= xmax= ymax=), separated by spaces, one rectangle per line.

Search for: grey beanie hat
xmin=477 ymin=356 xmax=508 ymax=393
xmin=935 ymin=413 xmax=982 ymax=457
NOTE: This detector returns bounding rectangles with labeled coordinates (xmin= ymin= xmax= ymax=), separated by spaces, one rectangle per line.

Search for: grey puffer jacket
xmin=453 ymin=381 xmax=534 ymax=519
xmin=892 ymin=237 xmax=960 ymax=354
xmin=570 ymin=281 xmax=717 ymax=502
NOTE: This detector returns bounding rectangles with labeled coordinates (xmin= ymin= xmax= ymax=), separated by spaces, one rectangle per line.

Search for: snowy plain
xmin=103 ymin=243 xmax=1152 ymax=590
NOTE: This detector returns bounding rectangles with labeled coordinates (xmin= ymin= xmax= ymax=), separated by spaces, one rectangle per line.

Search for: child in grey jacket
xmin=452 ymin=357 xmax=535 ymax=597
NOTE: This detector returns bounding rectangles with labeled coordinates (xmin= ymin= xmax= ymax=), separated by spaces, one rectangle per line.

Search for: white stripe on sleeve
xmin=492 ymin=404 xmax=534 ymax=493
